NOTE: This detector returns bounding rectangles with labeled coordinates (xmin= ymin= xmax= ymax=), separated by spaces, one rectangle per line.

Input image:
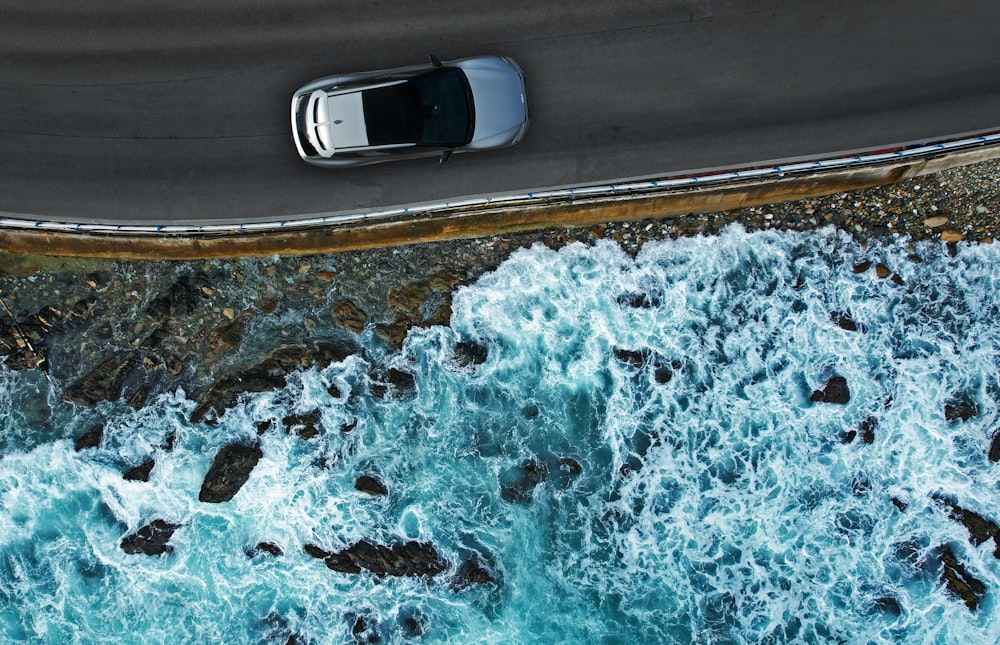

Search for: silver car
xmin=291 ymin=55 xmax=529 ymax=168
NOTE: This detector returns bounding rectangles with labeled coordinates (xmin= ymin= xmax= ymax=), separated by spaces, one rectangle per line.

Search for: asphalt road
xmin=1 ymin=1 xmax=998 ymax=225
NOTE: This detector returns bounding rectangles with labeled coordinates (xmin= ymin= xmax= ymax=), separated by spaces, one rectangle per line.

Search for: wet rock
xmin=859 ymin=417 xmax=877 ymax=444
xmin=558 ymin=457 xmax=583 ymax=477
xmin=891 ymin=498 xmax=908 ymax=513
xmin=198 ymin=442 xmax=263 ymax=503
xmin=65 ymin=351 xmax=140 ymax=405
xmin=614 ymin=348 xmax=647 ymax=369
xmin=938 ymin=545 xmax=986 ymax=611
xmin=389 ymin=282 xmax=431 ymax=318
xmin=852 ymin=260 xmax=872 ymax=273
xmin=374 ymin=318 xmax=411 ymax=345
xmin=500 ymin=459 xmax=548 ymax=504
xmin=452 ymin=553 xmax=496 ymax=590
xmin=304 ymin=544 xmax=330 ymax=560
xmin=453 ymin=340 xmax=488 ymax=367
xmin=283 ymin=411 xmax=321 ymax=439
xmin=307 ymin=339 xmax=358 ymax=369
xmin=323 ymin=540 xmax=448 ymax=578
xmin=191 ymin=346 xmax=307 ymax=423
xmin=123 ymin=459 xmax=155 ymax=482
xmin=74 ymin=424 xmax=104 ymax=451
xmin=349 ymin=613 xmax=381 ymax=644
xmin=653 ymin=359 xmax=681 ymax=384
xmin=371 ymin=367 xmax=416 ymax=398
xmin=810 ymin=375 xmax=850 ymax=404
xmin=246 ymin=542 xmax=283 ymax=558
xmin=616 ymin=292 xmax=658 ymax=308
xmin=208 ymin=313 xmax=248 ymax=349
xmin=830 ymin=311 xmax=859 ymax=332
xmin=944 ymin=400 xmax=978 ymax=422
xmin=139 ymin=327 xmax=168 ymax=351
xmin=120 ymin=519 xmax=180 ymax=556
xmin=145 ymin=274 xmax=207 ymax=320
xmin=355 ymin=474 xmax=388 ymax=496
xmin=162 ymin=432 xmax=177 ymax=452
xmin=933 ymin=495 xmax=1000 ymax=558
xmin=874 ymin=264 xmax=891 ymax=279
xmin=989 ymin=433 xmax=1000 ymax=462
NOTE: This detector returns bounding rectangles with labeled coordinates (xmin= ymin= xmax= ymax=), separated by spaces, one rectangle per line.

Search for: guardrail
xmin=2 ymin=131 xmax=998 ymax=237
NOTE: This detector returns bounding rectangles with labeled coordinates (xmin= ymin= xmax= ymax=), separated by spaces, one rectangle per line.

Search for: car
xmin=291 ymin=55 xmax=529 ymax=168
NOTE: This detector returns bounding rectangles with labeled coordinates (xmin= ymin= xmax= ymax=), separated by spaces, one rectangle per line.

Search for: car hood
xmin=456 ymin=58 xmax=528 ymax=150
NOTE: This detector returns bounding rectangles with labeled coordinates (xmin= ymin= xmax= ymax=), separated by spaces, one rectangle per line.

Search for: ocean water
xmin=2 ymin=225 xmax=1000 ymax=643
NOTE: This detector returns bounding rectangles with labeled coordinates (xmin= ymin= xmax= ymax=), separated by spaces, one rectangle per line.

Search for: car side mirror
xmin=439 ymin=149 xmax=453 ymax=164
xmin=429 ymin=54 xmax=443 ymax=68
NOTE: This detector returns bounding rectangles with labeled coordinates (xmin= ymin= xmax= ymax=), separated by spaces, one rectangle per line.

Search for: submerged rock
xmin=500 ymin=459 xmax=548 ymax=504
xmin=198 ymin=442 xmax=263 ymax=503
xmin=810 ymin=375 xmax=850 ymax=404
xmin=938 ymin=545 xmax=986 ymax=611
xmin=120 ymin=519 xmax=180 ymax=556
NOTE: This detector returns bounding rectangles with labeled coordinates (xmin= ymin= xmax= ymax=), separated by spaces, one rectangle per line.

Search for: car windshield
xmin=362 ymin=68 xmax=473 ymax=147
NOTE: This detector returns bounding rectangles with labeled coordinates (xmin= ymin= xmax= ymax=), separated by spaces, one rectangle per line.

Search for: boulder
xmin=65 ymin=351 xmax=140 ymax=405
xmin=322 ymin=540 xmax=448 ymax=578
xmin=246 ymin=542 xmax=283 ymax=558
xmin=191 ymin=346 xmax=306 ymax=423
xmin=933 ymin=495 xmax=1000 ymax=558
xmin=452 ymin=553 xmax=496 ymax=590
xmin=938 ymin=545 xmax=986 ymax=611
xmin=74 ymin=424 xmax=104 ymax=451
xmin=989 ymin=433 xmax=1000 ymax=463
xmin=355 ymin=475 xmax=388 ymax=496
xmin=945 ymin=400 xmax=978 ymax=422
xmin=120 ymin=519 xmax=180 ymax=556
xmin=123 ymin=459 xmax=155 ymax=482
xmin=198 ymin=442 xmax=263 ymax=503
xmin=283 ymin=411 xmax=321 ymax=439
xmin=810 ymin=375 xmax=850 ymax=404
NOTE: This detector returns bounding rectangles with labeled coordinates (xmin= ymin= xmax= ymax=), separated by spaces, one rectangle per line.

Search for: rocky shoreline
xmin=0 ymin=157 xmax=998 ymax=631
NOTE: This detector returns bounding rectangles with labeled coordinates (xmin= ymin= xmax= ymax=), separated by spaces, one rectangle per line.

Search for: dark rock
xmin=891 ymin=497 xmax=908 ymax=512
xmin=558 ymin=457 xmax=583 ymax=477
xmin=191 ymin=346 xmax=307 ymax=423
xmin=453 ymin=341 xmax=488 ymax=367
xmin=322 ymin=540 xmax=448 ymax=578
xmin=500 ymin=459 xmax=548 ymax=504
xmin=349 ymin=613 xmax=381 ymax=644
xmin=653 ymin=359 xmax=681 ymax=384
xmin=327 ymin=383 xmax=342 ymax=398
xmin=830 ymin=311 xmax=859 ymax=332
xmin=452 ymin=553 xmax=496 ymax=590
xmin=399 ymin=610 xmax=425 ymax=637
xmin=283 ymin=411 xmax=321 ymax=439
xmin=304 ymin=544 xmax=330 ymax=560
xmin=859 ymin=417 xmax=877 ymax=444
xmin=139 ymin=328 xmax=169 ymax=351
xmin=616 ymin=292 xmax=658 ymax=308
xmin=841 ymin=430 xmax=857 ymax=443
xmin=74 ymin=424 xmax=104 ymax=451
xmin=255 ymin=420 xmax=273 ymax=436
xmin=340 ymin=420 xmax=357 ymax=433
xmin=208 ymin=313 xmax=248 ymax=349
xmin=246 ymin=542 xmax=283 ymax=558
xmin=852 ymin=261 xmax=872 ymax=273
xmin=120 ymin=519 xmax=180 ymax=556
xmin=614 ymin=348 xmax=647 ymax=369
xmin=145 ymin=274 xmax=206 ymax=321
xmin=198 ymin=442 xmax=263 ymax=503
xmin=810 ymin=375 xmax=850 ymax=404
xmin=371 ymin=368 xmax=416 ymax=398
xmin=355 ymin=474 xmax=388 ymax=496
xmin=933 ymin=495 xmax=1000 ymax=558
xmin=127 ymin=387 xmax=150 ymax=410
xmin=945 ymin=400 xmax=978 ymax=422
xmin=308 ymin=340 xmax=358 ymax=369
xmin=123 ymin=459 xmax=155 ymax=482
xmin=162 ymin=432 xmax=177 ymax=452
xmin=65 ymin=351 xmax=140 ymax=405
xmin=990 ymin=433 xmax=1000 ymax=463
xmin=890 ymin=273 xmax=905 ymax=286
xmin=938 ymin=545 xmax=986 ymax=611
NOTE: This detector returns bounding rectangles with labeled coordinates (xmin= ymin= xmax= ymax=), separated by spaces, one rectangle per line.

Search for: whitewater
xmin=2 ymin=225 xmax=1000 ymax=643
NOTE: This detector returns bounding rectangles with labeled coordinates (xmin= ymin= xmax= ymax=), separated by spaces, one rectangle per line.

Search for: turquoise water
xmin=2 ymin=226 xmax=1000 ymax=643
